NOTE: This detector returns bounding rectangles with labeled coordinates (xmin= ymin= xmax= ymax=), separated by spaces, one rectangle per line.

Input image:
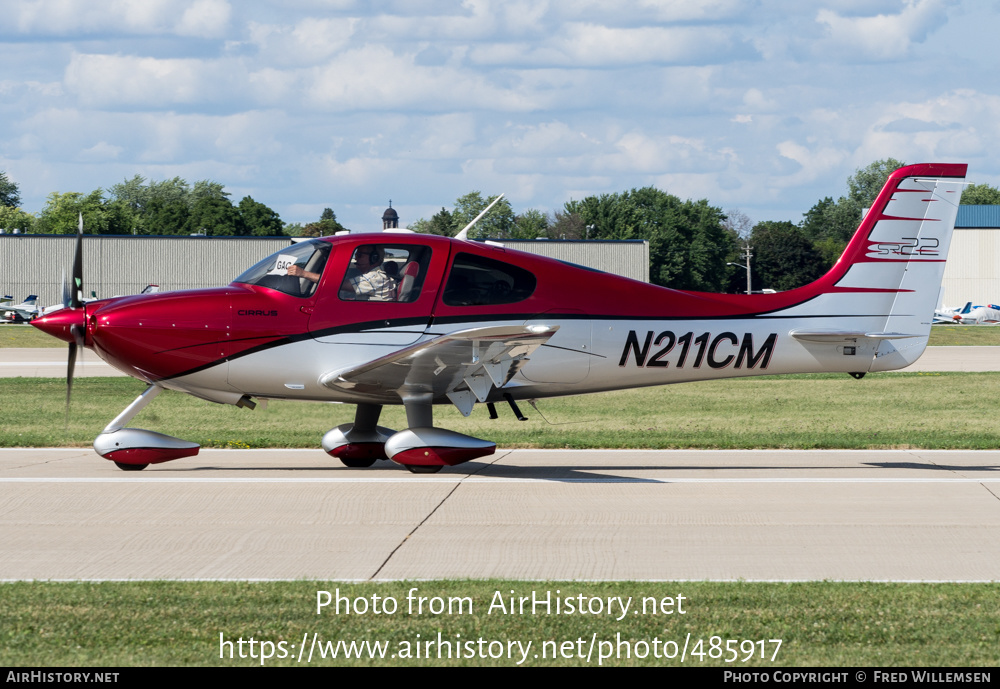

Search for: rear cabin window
xmin=443 ymin=253 xmax=536 ymax=306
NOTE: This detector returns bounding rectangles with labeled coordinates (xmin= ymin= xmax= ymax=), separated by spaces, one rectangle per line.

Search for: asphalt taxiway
xmin=3 ymin=448 xmax=999 ymax=581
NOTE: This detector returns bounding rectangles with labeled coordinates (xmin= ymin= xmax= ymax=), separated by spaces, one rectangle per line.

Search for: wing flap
xmin=320 ymin=325 xmax=558 ymax=406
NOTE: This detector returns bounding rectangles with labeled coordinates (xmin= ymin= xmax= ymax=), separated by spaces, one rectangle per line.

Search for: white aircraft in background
xmin=2 ymin=294 xmax=40 ymax=323
xmin=933 ymin=301 xmax=1000 ymax=324
xmin=958 ymin=304 xmax=1000 ymax=324
xmin=933 ymin=301 xmax=972 ymax=324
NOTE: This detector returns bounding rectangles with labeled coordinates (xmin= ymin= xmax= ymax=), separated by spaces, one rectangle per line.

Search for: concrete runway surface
xmin=3 ymin=447 xmax=1000 ymax=582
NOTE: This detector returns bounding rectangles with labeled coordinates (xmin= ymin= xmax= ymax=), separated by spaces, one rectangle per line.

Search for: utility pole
xmin=727 ymin=242 xmax=753 ymax=294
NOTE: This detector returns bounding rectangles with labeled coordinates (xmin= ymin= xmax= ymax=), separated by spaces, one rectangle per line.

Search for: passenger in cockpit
xmin=340 ymin=245 xmax=398 ymax=301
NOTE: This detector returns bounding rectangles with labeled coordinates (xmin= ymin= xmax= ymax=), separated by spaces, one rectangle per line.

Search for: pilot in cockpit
xmin=287 ymin=263 xmax=320 ymax=283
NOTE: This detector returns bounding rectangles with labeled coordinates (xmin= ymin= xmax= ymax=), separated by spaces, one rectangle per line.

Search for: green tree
xmin=301 ymin=207 xmax=345 ymax=237
xmin=187 ymin=195 xmax=246 ymax=236
xmin=190 ymin=180 xmax=229 ymax=206
xmin=35 ymin=190 xmax=110 ymax=234
xmin=565 ymin=193 xmax=641 ymax=240
xmin=453 ymin=191 xmax=516 ymax=239
xmin=107 ymin=175 xmax=148 ymax=234
xmin=144 ymin=197 xmax=190 ymax=235
xmin=512 ymin=209 xmax=549 ymax=239
xmin=549 ymin=210 xmax=586 ymax=239
xmin=238 ymin=196 xmax=285 ymax=236
xmin=147 ymin=177 xmax=191 ymax=207
xmin=427 ymin=207 xmax=457 ymax=236
xmin=0 ymin=206 xmax=35 ymax=232
xmin=960 ymin=183 xmax=1000 ymax=205
xmin=750 ymin=221 xmax=826 ymax=292
xmin=0 ymin=171 xmax=21 ymax=208
xmin=566 ymin=187 xmax=734 ymax=291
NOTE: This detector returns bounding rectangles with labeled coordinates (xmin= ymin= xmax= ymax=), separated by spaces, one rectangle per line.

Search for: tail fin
xmin=835 ymin=163 xmax=966 ymax=370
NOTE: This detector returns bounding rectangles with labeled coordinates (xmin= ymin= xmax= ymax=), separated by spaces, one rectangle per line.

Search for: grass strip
xmin=4 ymin=372 xmax=1000 ymax=450
xmin=2 ymin=581 xmax=997 ymax=667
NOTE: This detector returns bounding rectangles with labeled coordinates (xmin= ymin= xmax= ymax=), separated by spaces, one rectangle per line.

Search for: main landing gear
xmin=322 ymin=399 xmax=496 ymax=473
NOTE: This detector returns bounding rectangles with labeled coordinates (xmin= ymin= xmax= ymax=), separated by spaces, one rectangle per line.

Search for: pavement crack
xmin=368 ymin=450 xmax=511 ymax=580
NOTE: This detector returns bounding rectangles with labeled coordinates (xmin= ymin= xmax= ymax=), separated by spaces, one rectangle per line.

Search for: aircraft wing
xmin=319 ymin=324 xmax=558 ymax=414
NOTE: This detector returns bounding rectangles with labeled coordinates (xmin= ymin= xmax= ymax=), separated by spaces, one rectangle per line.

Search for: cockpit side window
xmin=339 ymin=245 xmax=432 ymax=303
xmin=443 ymin=252 xmax=536 ymax=306
xmin=233 ymin=240 xmax=331 ymax=298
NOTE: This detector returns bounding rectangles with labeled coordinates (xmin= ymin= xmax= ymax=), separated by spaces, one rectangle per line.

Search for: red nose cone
xmin=32 ymin=307 xmax=86 ymax=344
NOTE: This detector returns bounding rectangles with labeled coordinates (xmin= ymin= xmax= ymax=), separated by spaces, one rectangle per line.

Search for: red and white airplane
xmin=32 ymin=163 xmax=967 ymax=473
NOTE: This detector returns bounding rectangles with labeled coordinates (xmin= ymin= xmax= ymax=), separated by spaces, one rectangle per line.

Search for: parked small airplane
xmin=32 ymin=163 xmax=967 ymax=473
xmin=958 ymin=303 xmax=1000 ymax=325
xmin=933 ymin=301 xmax=1000 ymax=324
xmin=933 ymin=301 xmax=972 ymax=324
xmin=2 ymin=294 xmax=40 ymax=323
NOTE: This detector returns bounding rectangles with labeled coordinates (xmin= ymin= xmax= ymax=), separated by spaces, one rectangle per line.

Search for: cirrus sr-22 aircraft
xmin=33 ymin=163 xmax=966 ymax=473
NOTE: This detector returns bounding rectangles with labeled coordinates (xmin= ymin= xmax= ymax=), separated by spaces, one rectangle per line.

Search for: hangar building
xmin=940 ymin=205 xmax=1000 ymax=306
xmin=0 ymin=233 xmax=650 ymax=309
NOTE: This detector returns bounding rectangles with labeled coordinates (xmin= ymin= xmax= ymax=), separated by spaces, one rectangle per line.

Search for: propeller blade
xmin=61 ymin=267 xmax=69 ymax=309
xmin=66 ymin=340 xmax=77 ymax=427
xmin=64 ymin=324 xmax=85 ymax=426
xmin=70 ymin=213 xmax=84 ymax=309
xmin=64 ymin=215 xmax=86 ymax=425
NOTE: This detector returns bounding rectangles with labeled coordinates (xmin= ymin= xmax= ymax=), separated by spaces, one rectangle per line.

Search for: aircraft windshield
xmin=233 ymin=240 xmax=331 ymax=298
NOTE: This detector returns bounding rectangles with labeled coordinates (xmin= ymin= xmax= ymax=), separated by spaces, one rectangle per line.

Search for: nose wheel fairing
xmin=94 ymin=428 xmax=200 ymax=466
xmin=93 ymin=385 xmax=201 ymax=470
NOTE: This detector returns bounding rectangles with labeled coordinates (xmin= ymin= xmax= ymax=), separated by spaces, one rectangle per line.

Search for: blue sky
xmin=2 ymin=0 xmax=998 ymax=232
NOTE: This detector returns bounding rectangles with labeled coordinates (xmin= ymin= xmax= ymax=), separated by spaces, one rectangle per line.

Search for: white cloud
xmin=64 ymin=53 xmax=247 ymax=107
xmin=776 ymin=140 xmax=849 ymax=183
xmin=79 ymin=142 xmax=124 ymax=161
xmin=816 ymin=0 xmax=955 ymax=60
xmin=7 ymin=0 xmax=232 ymax=37
xmin=177 ymin=0 xmax=233 ymax=38
xmin=470 ymin=23 xmax=752 ymax=66
xmin=302 ymin=45 xmax=539 ymax=112
xmin=245 ymin=17 xmax=358 ymax=67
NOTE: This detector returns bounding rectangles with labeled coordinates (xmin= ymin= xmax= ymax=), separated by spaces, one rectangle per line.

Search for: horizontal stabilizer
xmin=790 ymin=329 xmax=920 ymax=343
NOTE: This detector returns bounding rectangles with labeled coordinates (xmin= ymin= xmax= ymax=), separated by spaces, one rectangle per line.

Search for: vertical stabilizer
xmin=844 ymin=164 xmax=967 ymax=370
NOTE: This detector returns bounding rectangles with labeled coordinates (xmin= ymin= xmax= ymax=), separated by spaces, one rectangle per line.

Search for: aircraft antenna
xmin=454 ymin=193 xmax=505 ymax=241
